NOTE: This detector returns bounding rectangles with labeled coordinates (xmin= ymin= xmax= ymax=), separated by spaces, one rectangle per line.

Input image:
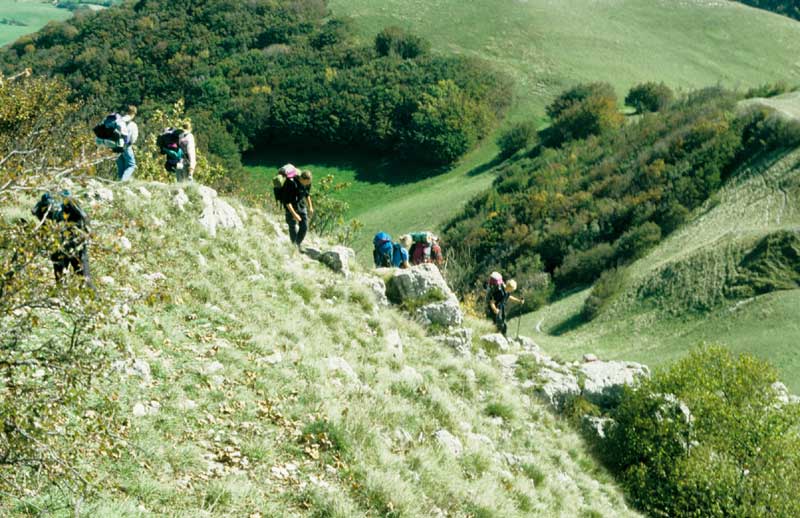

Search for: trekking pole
xmin=516 ymin=315 xmax=522 ymax=339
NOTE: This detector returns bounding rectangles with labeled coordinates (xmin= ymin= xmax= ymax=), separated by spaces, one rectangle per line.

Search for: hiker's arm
xmin=307 ymin=195 xmax=314 ymax=216
xmin=509 ymin=295 xmax=525 ymax=304
xmin=489 ymin=300 xmax=500 ymax=315
xmin=285 ymin=203 xmax=302 ymax=222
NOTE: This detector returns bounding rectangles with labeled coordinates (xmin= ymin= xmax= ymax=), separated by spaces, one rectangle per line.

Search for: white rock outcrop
xmin=385 ymin=264 xmax=463 ymax=327
xmin=197 ymin=185 xmax=243 ymax=237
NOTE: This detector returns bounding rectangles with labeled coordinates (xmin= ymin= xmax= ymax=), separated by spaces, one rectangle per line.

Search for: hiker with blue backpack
xmin=93 ymin=106 xmax=138 ymax=181
xmin=486 ymin=272 xmax=524 ymax=336
xmin=373 ymin=232 xmax=411 ymax=268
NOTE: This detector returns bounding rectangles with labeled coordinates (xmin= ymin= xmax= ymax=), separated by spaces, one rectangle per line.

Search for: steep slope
xmin=521 ymin=114 xmax=800 ymax=391
xmin=0 ymin=181 xmax=641 ymax=517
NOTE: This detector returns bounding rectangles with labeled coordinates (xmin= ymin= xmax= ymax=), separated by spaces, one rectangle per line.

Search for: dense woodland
xmin=1 ymin=0 xmax=510 ymax=170
xmin=733 ymin=0 xmax=800 ymax=20
xmin=443 ymin=84 xmax=800 ymax=313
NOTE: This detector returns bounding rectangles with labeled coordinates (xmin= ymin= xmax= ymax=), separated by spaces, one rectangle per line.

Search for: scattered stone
xmin=248 ymin=274 xmax=266 ymax=282
xmin=582 ymin=415 xmax=614 ymax=440
xmin=385 ymin=265 xmax=462 ymax=327
xmin=99 ymin=276 xmax=115 ymax=285
xmin=434 ymin=429 xmax=463 ymax=456
xmin=355 ymin=273 xmax=388 ymax=306
xmin=198 ymin=253 xmax=207 ymax=267
xmin=250 ymin=259 xmax=262 ymax=273
xmin=583 ymin=353 xmax=599 ymax=363
xmin=385 ymin=329 xmax=403 ymax=359
xmin=151 ymin=216 xmax=166 ymax=228
xmin=579 ymin=360 xmax=650 ymax=408
xmin=174 ymin=188 xmax=189 ymax=211
xmin=495 ymin=354 xmax=518 ymax=370
xmin=434 ymin=327 xmax=473 ymax=357
xmin=480 ymin=333 xmax=510 ymax=352
xmin=203 ymin=361 xmax=224 ymax=375
xmin=143 ymin=272 xmax=167 ymax=282
xmin=536 ymin=368 xmax=581 ymax=411
xmin=327 ymin=356 xmax=358 ymax=382
xmin=132 ymin=400 xmax=160 ymax=417
xmin=177 ymin=398 xmax=198 ymax=411
xmin=137 ymin=186 xmax=152 ymax=199
xmin=118 ymin=236 xmax=132 ymax=250
xmin=511 ymin=335 xmax=541 ymax=353
xmin=416 ymin=299 xmax=463 ymax=327
xmin=197 ymin=185 xmax=244 ymax=237
xmin=318 ymin=246 xmax=355 ymax=276
xmin=259 ymin=352 xmax=283 ymax=365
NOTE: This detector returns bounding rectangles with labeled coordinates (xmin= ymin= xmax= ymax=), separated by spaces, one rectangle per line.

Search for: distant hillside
xmin=732 ymin=0 xmax=800 ymax=20
xmin=519 ymin=96 xmax=800 ymax=391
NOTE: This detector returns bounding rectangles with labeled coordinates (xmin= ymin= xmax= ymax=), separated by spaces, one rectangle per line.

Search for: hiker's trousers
xmin=285 ymin=211 xmax=308 ymax=246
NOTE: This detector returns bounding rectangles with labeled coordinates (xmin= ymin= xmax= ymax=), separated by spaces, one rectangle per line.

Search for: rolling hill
xmin=248 ymin=0 xmax=800 ymax=256
xmin=519 ymin=93 xmax=800 ymax=391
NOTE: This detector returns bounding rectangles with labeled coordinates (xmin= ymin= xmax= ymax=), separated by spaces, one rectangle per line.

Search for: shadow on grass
xmin=243 ymin=144 xmax=449 ymax=186
xmin=548 ymin=312 xmax=587 ymax=336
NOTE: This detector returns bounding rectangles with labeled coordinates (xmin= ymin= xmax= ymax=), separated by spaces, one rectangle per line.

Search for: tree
xmin=497 ymin=120 xmax=539 ymax=158
xmin=625 ymin=82 xmax=674 ymax=113
xmin=374 ymin=26 xmax=430 ymax=59
xmin=545 ymin=82 xmax=623 ymax=145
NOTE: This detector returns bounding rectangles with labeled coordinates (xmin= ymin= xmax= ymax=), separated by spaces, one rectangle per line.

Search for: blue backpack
xmin=392 ymin=243 xmax=408 ymax=267
xmin=373 ymin=232 xmax=393 ymax=267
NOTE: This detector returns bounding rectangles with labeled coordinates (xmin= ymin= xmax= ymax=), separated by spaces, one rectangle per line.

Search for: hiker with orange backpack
xmin=486 ymin=272 xmax=524 ymax=336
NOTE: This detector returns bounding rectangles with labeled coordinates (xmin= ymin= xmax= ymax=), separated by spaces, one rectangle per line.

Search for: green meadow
xmin=246 ymin=0 xmax=800 ymax=250
xmin=0 ymin=0 xmax=71 ymax=47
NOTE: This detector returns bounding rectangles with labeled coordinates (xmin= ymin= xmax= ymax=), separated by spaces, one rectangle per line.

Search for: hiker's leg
xmin=77 ymin=246 xmax=95 ymax=291
xmin=116 ymin=153 xmax=125 ymax=181
xmin=119 ymin=147 xmax=136 ymax=181
xmin=296 ymin=212 xmax=308 ymax=246
xmin=285 ymin=212 xmax=298 ymax=244
xmin=53 ymin=258 xmax=66 ymax=283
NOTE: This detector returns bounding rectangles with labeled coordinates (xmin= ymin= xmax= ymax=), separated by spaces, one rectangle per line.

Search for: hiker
xmin=114 ymin=106 xmax=138 ymax=181
xmin=486 ymin=273 xmax=524 ymax=336
xmin=283 ymin=169 xmax=314 ymax=249
xmin=409 ymin=231 xmax=443 ymax=266
xmin=179 ymin=122 xmax=197 ymax=182
xmin=157 ymin=122 xmax=196 ymax=182
xmin=31 ymin=192 xmax=94 ymax=290
xmin=373 ymin=233 xmax=411 ymax=268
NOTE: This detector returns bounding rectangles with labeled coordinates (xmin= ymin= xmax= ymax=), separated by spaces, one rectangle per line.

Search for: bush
xmin=554 ymin=243 xmax=616 ymax=290
xmin=625 ymin=82 xmax=674 ymax=113
xmin=497 ymin=120 xmax=539 ymax=158
xmin=546 ymin=82 xmax=623 ymax=145
xmin=604 ymin=346 xmax=800 ymax=518
xmin=582 ymin=267 xmax=626 ymax=320
xmin=374 ymin=26 xmax=430 ymax=59
xmin=745 ymin=80 xmax=793 ymax=99
xmin=613 ymin=222 xmax=662 ymax=262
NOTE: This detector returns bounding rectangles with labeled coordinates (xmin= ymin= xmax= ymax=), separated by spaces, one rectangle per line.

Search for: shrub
xmin=613 ymin=222 xmax=662 ymax=262
xmin=625 ymin=82 xmax=674 ymax=113
xmin=497 ymin=120 xmax=539 ymax=158
xmin=604 ymin=346 xmax=800 ymax=518
xmin=554 ymin=243 xmax=616 ymax=290
xmin=546 ymin=83 xmax=624 ymax=145
xmin=374 ymin=26 xmax=430 ymax=59
xmin=745 ymin=80 xmax=792 ymax=99
xmin=582 ymin=268 xmax=626 ymax=321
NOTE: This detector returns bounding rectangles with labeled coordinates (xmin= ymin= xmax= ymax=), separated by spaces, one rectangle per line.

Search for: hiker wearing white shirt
xmin=116 ymin=105 xmax=138 ymax=181
xmin=178 ymin=121 xmax=197 ymax=182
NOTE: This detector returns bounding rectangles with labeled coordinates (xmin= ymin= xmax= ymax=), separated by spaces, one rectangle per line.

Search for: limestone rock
xmin=385 ymin=329 xmax=403 ymax=359
xmin=579 ymin=360 xmax=650 ymax=408
xmin=356 ymin=273 xmax=388 ymax=306
xmin=536 ymin=368 xmax=581 ymax=411
xmin=174 ymin=188 xmax=189 ymax=211
xmin=197 ymin=185 xmax=243 ymax=237
xmin=582 ymin=415 xmax=614 ymax=440
xmin=495 ymin=354 xmax=518 ymax=370
xmin=480 ymin=333 xmax=510 ymax=352
xmin=327 ymin=356 xmax=358 ymax=382
xmin=434 ymin=429 xmax=463 ymax=456
xmin=137 ymin=186 xmax=152 ymax=199
xmin=434 ymin=327 xmax=473 ymax=357
xmin=319 ymin=246 xmax=355 ymax=275
xmin=386 ymin=264 xmax=463 ymax=327
xmin=118 ymin=236 xmax=132 ymax=250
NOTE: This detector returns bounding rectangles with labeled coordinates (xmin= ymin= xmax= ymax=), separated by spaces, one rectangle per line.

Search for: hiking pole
xmin=516 ymin=315 xmax=522 ymax=340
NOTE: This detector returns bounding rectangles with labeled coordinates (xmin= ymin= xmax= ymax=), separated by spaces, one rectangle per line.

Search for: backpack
xmin=488 ymin=271 xmax=504 ymax=287
xmin=392 ymin=242 xmax=408 ymax=267
xmin=31 ymin=193 xmax=57 ymax=221
xmin=373 ymin=232 xmax=393 ymax=268
xmin=410 ymin=231 xmax=430 ymax=244
xmin=272 ymin=163 xmax=299 ymax=205
xmin=93 ymin=113 xmax=129 ymax=149
xmin=157 ymin=128 xmax=185 ymax=172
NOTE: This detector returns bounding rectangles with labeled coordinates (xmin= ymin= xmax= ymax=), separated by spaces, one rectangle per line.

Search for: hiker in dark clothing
xmin=283 ymin=170 xmax=314 ymax=248
xmin=32 ymin=192 xmax=94 ymax=290
xmin=486 ymin=277 xmax=524 ymax=336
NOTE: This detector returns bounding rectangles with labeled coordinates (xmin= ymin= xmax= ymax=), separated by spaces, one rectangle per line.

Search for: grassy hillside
xmin=0 ymin=0 xmax=70 ymax=47
xmin=247 ymin=0 xmax=800 ymax=251
xmin=0 ymin=181 xmax=641 ymax=517
xmin=519 ymin=119 xmax=800 ymax=392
